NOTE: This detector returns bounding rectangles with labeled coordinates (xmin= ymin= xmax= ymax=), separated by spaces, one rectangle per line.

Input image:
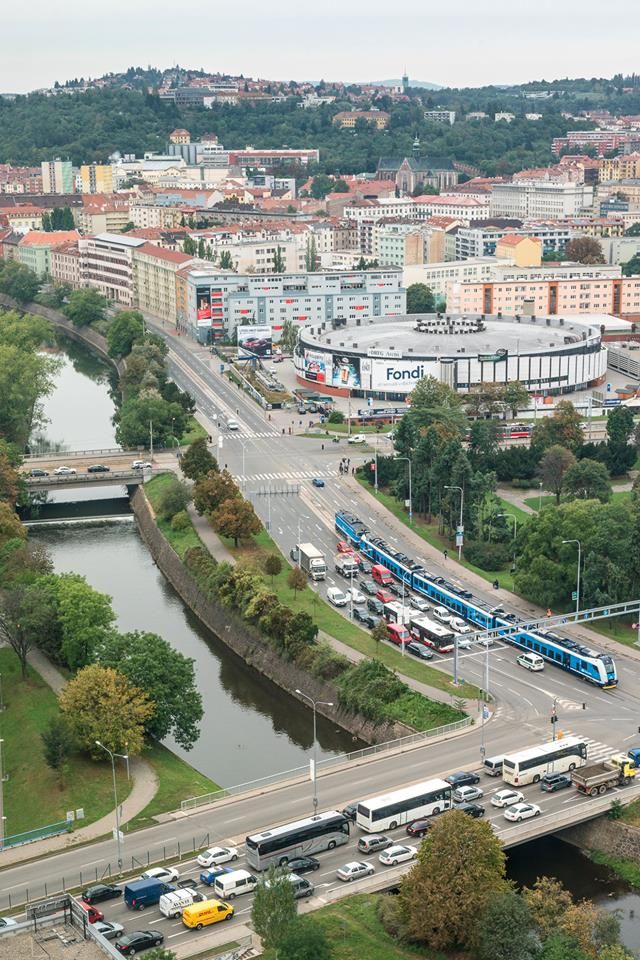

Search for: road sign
xmin=455 ymin=524 xmax=464 ymax=548
xmin=27 ymin=895 xmax=70 ymax=919
xmin=112 ymin=827 xmax=124 ymax=843
xmin=606 ymin=382 xmax=611 ymax=392
xmin=572 ymin=591 xmax=578 ymax=601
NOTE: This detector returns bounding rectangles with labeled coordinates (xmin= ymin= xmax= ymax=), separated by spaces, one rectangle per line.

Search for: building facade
xmin=41 ymin=160 xmax=74 ymax=194
xmin=489 ymin=182 xmax=594 ymax=219
xmin=132 ymin=244 xmax=195 ymax=322
xmin=79 ymin=164 xmax=114 ymax=194
xmin=447 ymin=274 xmax=640 ymax=318
xmin=78 ymin=233 xmax=145 ymax=305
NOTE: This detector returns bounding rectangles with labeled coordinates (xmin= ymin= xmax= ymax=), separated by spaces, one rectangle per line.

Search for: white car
xmin=409 ymin=596 xmax=430 ymax=613
xmin=453 ymin=785 xmax=484 ymax=803
xmin=347 ymin=434 xmax=366 ymax=444
xmin=141 ymin=866 xmax=180 ymax=883
xmin=450 ymin=617 xmax=472 ymax=634
xmin=504 ymin=802 xmax=542 ymax=822
xmin=53 ymin=465 xmax=77 ymax=475
xmin=93 ymin=920 xmax=124 ymax=940
xmin=347 ymin=588 xmax=366 ymax=605
xmin=432 ymin=606 xmax=452 ymax=624
xmin=476 ymin=635 xmax=494 ymax=647
xmin=196 ymin=846 xmax=240 ymax=867
xmin=378 ymin=844 xmax=418 ymax=866
xmin=457 ymin=637 xmax=474 ymax=650
xmin=491 ymin=789 xmax=525 ymax=808
xmin=327 ymin=587 xmax=349 ymax=607
xmin=0 ymin=918 xmax=17 ymax=929
xmin=226 ymin=420 xmax=240 ymax=431
xmin=336 ymin=861 xmax=374 ymax=882
xmin=131 ymin=460 xmax=152 ymax=470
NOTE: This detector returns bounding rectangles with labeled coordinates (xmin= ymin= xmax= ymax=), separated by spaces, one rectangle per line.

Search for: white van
xmin=159 ymin=889 xmax=204 ymax=919
xmin=213 ymin=869 xmax=258 ymax=900
xmin=517 ymin=652 xmax=544 ymax=672
xmin=482 ymin=755 xmax=504 ymax=777
xmin=432 ymin=606 xmax=452 ymax=624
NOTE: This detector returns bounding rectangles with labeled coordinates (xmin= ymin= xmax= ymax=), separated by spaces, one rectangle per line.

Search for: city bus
xmin=356 ymin=779 xmax=452 ymax=832
xmin=245 ymin=811 xmax=350 ymax=870
xmin=502 ymin=736 xmax=588 ymax=786
xmin=409 ymin=616 xmax=456 ymax=653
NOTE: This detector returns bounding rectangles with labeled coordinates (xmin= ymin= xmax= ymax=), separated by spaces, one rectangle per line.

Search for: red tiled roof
xmin=136 ymin=243 xmax=194 ymax=264
xmin=19 ymin=230 xmax=80 ymax=247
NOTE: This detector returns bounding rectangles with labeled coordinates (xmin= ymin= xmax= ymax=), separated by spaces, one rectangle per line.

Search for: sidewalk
xmin=187 ymin=503 xmax=234 ymax=564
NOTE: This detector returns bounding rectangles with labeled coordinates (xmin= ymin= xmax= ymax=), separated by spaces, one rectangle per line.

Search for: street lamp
xmin=394 ymin=457 xmax=413 ymax=524
xmin=295 ymin=690 xmax=333 ymax=814
xmin=95 ymin=741 xmax=128 ymax=873
xmin=538 ymin=480 xmax=544 ymax=512
xmin=444 ymin=484 xmax=464 ymax=560
xmin=562 ymin=539 xmax=582 ymax=614
xmin=296 ymin=515 xmax=309 ymax=568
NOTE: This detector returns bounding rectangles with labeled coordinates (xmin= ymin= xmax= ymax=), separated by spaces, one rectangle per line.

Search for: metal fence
xmin=181 ymin=717 xmax=473 ymax=811
xmin=2 ymin=819 xmax=72 ymax=849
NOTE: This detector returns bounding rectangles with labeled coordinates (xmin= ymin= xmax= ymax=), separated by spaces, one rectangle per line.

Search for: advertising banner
xmin=331 ymin=354 xmax=361 ymax=388
xmin=302 ymin=349 xmax=328 ymax=383
xmin=196 ymin=287 xmax=212 ymax=326
xmin=237 ymin=324 xmax=272 ymax=357
xmin=368 ymin=358 xmax=440 ymax=391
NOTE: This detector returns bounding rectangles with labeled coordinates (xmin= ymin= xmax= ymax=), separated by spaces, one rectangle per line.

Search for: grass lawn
xmin=493 ymin=496 xmax=532 ymax=527
xmin=128 ymin=741 xmax=221 ymax=829
xmin=262 ymin=894 xmax=442 ymax=960
xmin=145 ymin=473 xmax=202 ymax=557
xmin=0 ymin=649 xmax=132 ymax=837
xmin=317 ymin=421 xmax=393 ymax=435
xmin=523 ymin=490 xmax=632 ymax=512
xmin=590 ymin=850 xmax=640 ymax=890
xmin=180 ymin=416 xmax=207 ymax=446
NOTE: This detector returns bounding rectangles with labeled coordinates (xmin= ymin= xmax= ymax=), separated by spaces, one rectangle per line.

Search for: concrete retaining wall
xmin=130 ymin=488 xmax=406 ymax=745
xmin=560 ymin=817 xmax=640 ymax=860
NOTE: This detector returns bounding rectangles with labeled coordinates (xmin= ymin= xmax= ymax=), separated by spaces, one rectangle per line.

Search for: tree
xmin=277 ymin=918 xmax=332 ymax=960
xmin=606 ymin=405 xmax=636 ymax=476
xmin=393 ymin=415 xmax=418 ymax=459
xmin=41 ymin=716 xmax=74 ymax=773
xmin=106 ymin=310 xmax=145 ymax=358
xmin=564 ymin=237 xmax=605 ymax=264
xmin=0 ymin=453 xmax=18 ymax=505
xmin=406 ymin=282 xmax=435 ymax=314
xmin=371 ymin=618 xmax=389 ymax=646
xmin=44 ymin=572 xmax=116 ymax=670
xmin=272 ymin=245 xmax=285 ymax=272
xmin=212 ymin=497 xmax=261 ymax=546
xmin=51 ymin=207 xmax=75 ymax=230
xmin=59 ymin=664 xmax=154 ymax=756
xmin=625 ymin=222 xmax=640 ymax=236
xmin=477 ymin=891 xmax=537 ymax=960
xmin=305 ymin=235 xmax=318 ymax=271
xmin=63 ymin=288 xmax=107 ymax=327
xmin=156 ymin=477 xmax=191 ymax=521
xmin=562 ymin=459 xmax=612 ymax=502
xmin=502 ymin=380 xmax=530 ymax=417
xmin=132 ymin=949 xmax=176 ymax=960
xmin=538 ymin=444 xmax=576 ymax=504
xmin=263 ymin=553 xmax=283 ymax=585
xmin=539 ymin=934 xmax=590 ymax=960
xmin=219 ymin=250 xmax=234 ymax=270
xmin=524 ymin=877 xmax=573 ymax=942
xmin=279 ymin=317 xmax=298 ymax=354
xmin=193 ymin=469 xmax=239 ymax=516
xmin=0 ymin=583 xmax=53 ymax=677
xmin=251 ymin=865 xmax=297 ymax=950
xmin=622 ymin=252 xmax=640 ymax=276
xmin=560 ymin=900 xmax=620 ymax=958
xmin=399 ymin=809 xmax=508 ymax=949
xmin=181 ymin=438 xmax=218 ymax=481
xmin=468 ymin=420 xmax=501 ymax=471
xmin=287 ymin=566 xmax=307 ymax=597
xmin=115 ymin=395 xmax=187 ymax=449
xmin=0 ymin=502 xmax=26 ymax=547
xmin=407 ymin=375 xmax=467 ymax=437
xmin=531 ymin=400 xmax=584 ymax=453
xmin=0 ymin=261 xmax=41 ymax=303
xmin=97 ymin=631 xmax=203 ymax=750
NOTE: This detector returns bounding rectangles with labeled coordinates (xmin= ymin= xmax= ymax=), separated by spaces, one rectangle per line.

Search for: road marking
xmin=82 ymin=859 xmax=105 ymax=867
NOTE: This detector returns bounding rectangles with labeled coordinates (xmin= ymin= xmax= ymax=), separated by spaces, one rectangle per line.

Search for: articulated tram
xmin=335 ymin=510 xmax=617 ymax=689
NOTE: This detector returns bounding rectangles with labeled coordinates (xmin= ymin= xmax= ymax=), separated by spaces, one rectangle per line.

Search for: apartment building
xmin=403 ymin=258 xmax=500 ymax=300
xmin=132 ymin=244 xmax=195 ymax=323
xmin=423 ymin=110 xmax=456 ymax=125
xmin=494 ymin=235 xmax=542 ymax=267
xmin=130 ymin=203 xmax=185 ymax=230
xmin=489 ymin=182 xmax=594 ymax=219
xmin=227 ymin=148 xmax=319 ymax=168
xmin=74 ymin=201 xmax=132 ymax=235
xmin=80 ymin=164 xmax=114 ymax=194
xmin=16 ymin=230 xmax=80 ymax=277
xmin=333 ymin=110 xmax=390 ymax=129
xmin=0 ymin=205 xmax=44 ymax=233
xmin=78 ymin=233 xmax=145 ymax=305
xmin=50 ymin=241 xmax=82 ymax=289
xmin=454 ymin=222 xmax=574 ymax=259
xmin=373 ymin=222 xmax=428 ymax=267
xmin=0 ymin=165 xmax=42 ymax=194
xmin=41 ymin=159 xmax=74 ymax=194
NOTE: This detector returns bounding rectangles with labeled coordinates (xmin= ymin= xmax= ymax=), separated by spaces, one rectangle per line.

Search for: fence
xmin=2 ymin=819 xmax=72 ymax=849
xmin=181 ymin=717 xmax=472 ymax=811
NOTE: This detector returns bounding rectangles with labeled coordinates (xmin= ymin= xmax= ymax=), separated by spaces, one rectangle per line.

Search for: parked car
xmin=53 ymin=465 xmax=77 ymax=475
xmin=327 ymin=587 xmax=349 ymax=607
xmin=336 ymin=861 xmax=374 ymax=882
xmin=341 ymin=803 xmax=358 ymax=822
xmin=379 ymin=844 xmax=418 ymax=866
xmin=364 ymin=614 xmax=381 ymax=630
xmin=311 ymin=478 xmax=325 ymax=488
xmin=491 ymin=789 xmax=525 ymax=808
xmin=28 ymin=468 xmax=49 ymax=477
xmin=115 ymin=931 xmax=164 ymax=956
xmin=409 ymin=595 xmax=430 ymax=613
xmin=452 ymin=785 xmax=484 ymax=803
xmin=87 ymin=464 xmax=110 ymax=473
xmin=406 ymin=819 xmax=432 ymax=838
xmin=357 ymin=834 xmax=392 ymax=855
xmin=457 ymin=802 xmax=485 ymax=818
xmin=354 ymin=609 xmax=379 ymax=629
xmin=540 ymin=773 xmax=572 ymax=793
xmin=196 ymin=846 xmax=239 ymax=868
xmin=360 ymin=579 xmax=378 ymax=595
xmin=504 ymin=802 xmax=542 ymax=823
xmin=81 ymin=884 xmax=122 ymax=905
xmin=286 ymin=856 xmax=320 ymax=873
xmin=445 ymin=771 xmax=480 ymax=788
xmin=141 ymin=866 xmax=180 ymax=883
xmin=406 ymin=641 xmax=434 ymax=661
xmin=93 ymin=921 xmax=125 ymax=941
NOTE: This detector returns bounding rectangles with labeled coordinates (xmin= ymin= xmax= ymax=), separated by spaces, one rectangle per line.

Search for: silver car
xmin=453 ymin=785 xmax=484 ymax=803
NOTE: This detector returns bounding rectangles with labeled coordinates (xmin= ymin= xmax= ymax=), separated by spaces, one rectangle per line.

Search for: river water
xmin=29 ymin=337 xmax=356 ymax=787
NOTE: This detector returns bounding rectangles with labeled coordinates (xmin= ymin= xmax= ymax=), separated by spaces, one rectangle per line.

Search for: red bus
xmin=372 ymin=564 xmax=393 ymax=586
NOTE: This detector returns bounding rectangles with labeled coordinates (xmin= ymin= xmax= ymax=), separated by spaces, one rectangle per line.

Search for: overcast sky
xmin=3 ymin=0 xmax=640 ymax=93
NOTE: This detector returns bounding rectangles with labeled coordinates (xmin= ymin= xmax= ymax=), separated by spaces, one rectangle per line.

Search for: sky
xmin=3 ymin=0 xmax=640 ymax=94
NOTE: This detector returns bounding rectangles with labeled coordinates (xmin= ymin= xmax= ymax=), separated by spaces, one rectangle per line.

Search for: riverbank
xmin=561 ymin=815 xmax=640 ymax=890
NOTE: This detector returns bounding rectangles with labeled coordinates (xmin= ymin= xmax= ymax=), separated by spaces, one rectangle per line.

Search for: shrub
xmin=302 ymin=642 xmax=349 ymax=680
xmin=464 ymin=540 xmax=510 ymax=570
xmin=376 ymin=894 xmax=412 ymax=941
xmin=170 ymin=510 xmax=190 ymax=531
xmin=511 ymin=478 xmax=537 ymax=489
xmin=156 ymin=478 xmax=191 ymax=521
xmin=328 ymin=410 xmax=344 ymax=424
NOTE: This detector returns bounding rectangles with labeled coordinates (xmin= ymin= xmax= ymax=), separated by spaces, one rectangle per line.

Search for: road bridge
xmin=24 ymin=470 xmax=147 ymax=490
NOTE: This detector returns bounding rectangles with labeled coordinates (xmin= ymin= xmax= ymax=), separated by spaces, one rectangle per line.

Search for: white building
xmin=78 ymin=233 xmax=145 ymax=305
xmin=489 ymin=182 xmax=594 ymax=219
xmin=423 ymin=110 xmax=456 ymax=125
xmin=495 ymin=112 xmax=516 ymax=123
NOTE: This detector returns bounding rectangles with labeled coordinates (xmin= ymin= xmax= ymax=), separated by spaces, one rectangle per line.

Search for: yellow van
xmin=182 ymin=898 xmax=234 ymax=930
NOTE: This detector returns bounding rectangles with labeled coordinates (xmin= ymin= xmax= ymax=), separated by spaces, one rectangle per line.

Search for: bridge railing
xmin=180 ymin=717 xmax=472 ymax=811
xmin=23 ymin=447 xmax=130 ymax=460
xmin=25 ymin=471 xmax=144 ymax=485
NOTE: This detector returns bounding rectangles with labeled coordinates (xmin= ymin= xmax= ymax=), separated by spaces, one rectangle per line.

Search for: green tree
xmin=564 ymin=237 xmax=605 ymax=264
xmin=625 ymin=222 xmax=640 ymax=236
xmin=309 ymin=173 xmax=336 ymax=199
xmin=97 ymin=631 xmax=203 ymax=750
xmin=531 ymin=400 xmax=584 ymax=452
xmin=115 ymin=395 xmax=187 ymax=449
xmin=539 ymin=934 xmax=590 ymax=960
xmin=106 ymin=310 xmax=145 ymax=358
xmin=219 ymin=250 xmax=234 ymax=270
xmin=0 ymin=343 xmax=60 ymax=448
xmin=141 ymin=950 xmax=177 ymax=960
xmin=371 ymin=618 xmax=389 ymax=646
xmin=304 ymin=235 xmax=318 ymax=271
xmin=562 ymin=458 xmax=612 ymax=502
xmin=272 ymin=245 xmax=285 ymax=272
xmin=180 ymin=437 xmax=218 ymax=480
xmin=263 ymin=553 xmax=283 ymax=585
xmin=63 ymin=288 xmax=107 ymax=327
xmin=279 ymin=317 xmax=298 ymax=354
xmin=283 ymin=611 xmax=318 ymax=658
xmin=0 ymin=502 xmax=26 ymax=548
xmin=44 ymin=572 xmax=116 ymax=670
xmin=407 ymin=375 xmax=467 ymax=437
xmin=477 ymin=891 xmax=537 ymax=960
xmin=155 ymin=477 xmax=191 ymax=521
xmin=393 ymin=415 xmax=418 ymax=459
xmin=406 ymin=282 xmax=435 ymax=313
xmin=468 ymin=419 xmax=501 ymax=471
xmin=212 ymin=497 xmax=261 ymax=546
xmin=0 ymin=582 xmax=53 ymax=677
xmin=606 ymin=405 xmax=636 ymax=475
xmin=523 ymin=876 xmax=574 ymax=942
xmin=193 ymin=469 xmax=239 ymax=516
xmin=59 ymin=664 xmax=154 ymax=756
xmin=51 ymin=207 xmax=75 ymax=230
xmin=399 ymin=809 xmax=508 ymax=950
xmin=277 ymin=918 xmax=332 ymax=960
xmin=251 ymin=865 xmax=297 ymax=950
xmin=622 ymin=253 xmax=640 ymax=276
xmin=287 ymin=565 xmax=307 ymax=597
xmin=502 ymin=380 xmax=530 ymax=417
xmin=538 ymin=444 xmax=576 ymax=504
xmin=0 ymin=260 xmax=41 ymax=303
xmin=41 ymin=716 xmax=74 ymax=773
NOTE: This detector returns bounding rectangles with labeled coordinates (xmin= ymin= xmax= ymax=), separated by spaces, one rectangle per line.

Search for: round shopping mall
xmin=294 ymin=313 xmax=607 ymax=400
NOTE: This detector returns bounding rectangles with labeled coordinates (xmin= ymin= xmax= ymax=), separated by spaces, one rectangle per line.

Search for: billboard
xmin=302 ymin=349 xmax=328 ymax=384
xmin=237 ymin=324 xmax=272 ymax=358
xmin=367 ymin=358 xmax=440 ymax=391
xmin=196 ymin=287 xmax=212 ymax=327
xmin=331 ymin=354 xmax=361 ymax=389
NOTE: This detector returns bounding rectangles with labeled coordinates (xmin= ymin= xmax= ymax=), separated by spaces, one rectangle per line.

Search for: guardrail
xmin=25 ymin=471 xmax=145 ymax=486
xmin=181 ymin=717 xmax=472 ymax=811
xmin=24 ymin=448 xmax=130 ymax=461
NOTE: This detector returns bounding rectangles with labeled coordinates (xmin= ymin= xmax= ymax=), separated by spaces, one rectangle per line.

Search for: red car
xmin=376 ymin=589 xmax=394 ymax=604
xmin=77 ymin=900 xmax=104 ymax=924
xmin=336 ymin=541 xmax=354 ymax=554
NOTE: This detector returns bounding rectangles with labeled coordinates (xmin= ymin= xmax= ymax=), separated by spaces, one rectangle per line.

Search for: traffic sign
xmin=572 ymin=591 xmax=578 ymax=601
xmin=606 ymin=382 xmax=611 ymax=393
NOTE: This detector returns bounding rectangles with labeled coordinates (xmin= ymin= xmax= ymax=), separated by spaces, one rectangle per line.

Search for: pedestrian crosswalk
xmin=563 ymin=730 xmax=615 ymax=763
xmin=223 ymin=429 xmax=280 ymax=440
xmin=237 ymin=469 xmax=334 ymax=483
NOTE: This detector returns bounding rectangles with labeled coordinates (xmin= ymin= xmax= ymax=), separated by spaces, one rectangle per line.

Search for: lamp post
xmin=562 ymin=539 xmax=582 ymax=614
xmin=538 ymin=480 xmax=543 ymax=512
xmin=480 ymin=633 xmax=491 ymax=760
xmin=95 ymin=741 xmax=128 ymax=873
xmin=296 ymin=515 xmax=309 ymax=568
xmin=295 ymin=690 xmax=333 ymax=814
xmin=394 ymin=457 xmax=413 ymax=524
xmin=444 ymin=484 xmax=464 ymax=560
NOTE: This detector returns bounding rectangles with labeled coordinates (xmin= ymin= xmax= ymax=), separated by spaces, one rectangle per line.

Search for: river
xmin=29 ymin=337 xmax=356 ymax=787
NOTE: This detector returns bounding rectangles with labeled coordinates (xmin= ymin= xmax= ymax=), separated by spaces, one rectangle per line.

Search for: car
xmin=289 ymin=547 xmax=299 ymax=562
xmin=93 ymin=920 xmax=125 ymax=941
xmin=0 ymin=918 xmax=18 ymax=928
xmin=131 ymin=460 xmax=152 ymax=470
xmin=406 ymin=819 xmax=432 ymax=838
xmin=200 ymin=866 xmax=234 ymax=886
xmin=450 ymin=617 xmax=472 ymax=634
xmin=53 ymin=465 xmax=77 ymax=475
xmin=347 ymin=434 xmax=366 ymax=444
xmin=176 ymin=878 xmax=199 ymax=890
xmin=336 ymin=861 xmax=374 ymax=882
xmin=457 ymin=802 xmax=485 ymax=818
xmin=115 ymin=930 xmax=164 ymax=956
xmin=78 ymin=901 xmax=104 ymax=924
xmin=341 ymin=803 xmax=358 ymax=822
xmin=367 ymin=597 xmax=384 ymax=615
xmin=409 ymin=595 xmax=430 ymax=613
xmin=360 ymin=579 xmax=378 ymax=595
xmin=196 ymin=846 xmax=239 ymax=868
xmin=476 ymin=636 xmax=495 ymax=647
xmin=346 ymin=588 xmax=366 ymax=605
xmin=287 ymin=856 xmax=321 ymax=873
xmin=504 ymin=802 xmax=542 ymax=823
xmin=406 ymin=641 xmax=434 ymax=661
xmin=375 ymin=589 xmax=394 ymax=604
xmin=491 ymin=789 xmax=525 ymax=808
xmin=327 ymin=587 xmax=349 ymax=607
xmin=141 ymin=866 xmax=180 ymax=883
xmin=358 ymin=558 xmax=372 ymax=575
xmin=541 ymin=773 xmax=572 ymax=793
xmin=445 ymin=771 xmax=480 ymax=788
xmin=379 ymin=844 xmax=418 ymax=866
xmin=28 ymin=468 xmax=49 ymax=477
xmin=226 ymin=420 xmax=240 ymax=430
xmin=453 ymin=785 xmax=484 ymax=803
xmin=353 ymin=606 xmax=369 ymax=623
xmin=81 ymin=883 xmax=122 ymax=905
xmin=311 ymin=478 xmax=325 ymax=488
xmin=365 ymin=615 xmax=381 ymax=630
xmin=432 ymin=606 xmax=452 ymax=624
xmin=336 ymin=540 xmax=353 ymax=554
xmin=457 ymin=637 xmax=474 ymax=650
xmin=357 ymin=834 xmax=392 ymax=855
xmin=87 ymin=464 xmax=110 ymax=473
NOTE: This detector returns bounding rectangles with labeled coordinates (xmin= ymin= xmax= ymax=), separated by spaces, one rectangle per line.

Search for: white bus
xmin=409 ymin=617 xmax=455 ymax=653
xmin=502 ymin=736 xmax=588 ymax=786
xmin=356 ymin=778 xmax=452 ymax=832
xmin=246 ymin=811 xmax=350 ymax=870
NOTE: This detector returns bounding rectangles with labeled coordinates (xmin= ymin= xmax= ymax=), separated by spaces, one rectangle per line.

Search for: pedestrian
xmin=351 ymin=467 xmax=355 ymax=475
xmin=282 ymin=428 xmax=285 ymax=435
xmin=321 ymin=443 xmax=325 ymax=450
xmin=546 ymin=608 xmax=552 ymax=618
xmin=347 ymin=458 xmax=350 ymax=466
xmin=443 ymin=549 xmax=448 ymax=560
